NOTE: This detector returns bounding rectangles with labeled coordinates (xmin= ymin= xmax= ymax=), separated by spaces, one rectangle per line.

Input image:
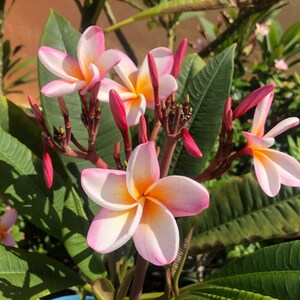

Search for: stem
xmin=159 ymin=136 xmax=177 ymax=178
xmin=104 ymin=1 xmax=137 ymax=65
xmin=130 ymin=255 xmax=149 ymax=300
xmin=0 ymin=0 xmax=5 ymax=95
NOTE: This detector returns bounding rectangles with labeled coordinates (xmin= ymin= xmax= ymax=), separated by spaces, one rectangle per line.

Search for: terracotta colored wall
xmin=3 ymin=0 xmax=300 ymax=105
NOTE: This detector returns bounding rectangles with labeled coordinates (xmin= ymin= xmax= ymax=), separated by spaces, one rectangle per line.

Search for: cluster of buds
xmin=28 ymin=83 xmax=108 ymax=189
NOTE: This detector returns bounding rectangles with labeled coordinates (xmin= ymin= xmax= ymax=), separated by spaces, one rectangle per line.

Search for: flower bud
xmin=171 ymin=38 xmax=188 ymax=78
xmin=182 ymin=128 xmax=202 ymax=158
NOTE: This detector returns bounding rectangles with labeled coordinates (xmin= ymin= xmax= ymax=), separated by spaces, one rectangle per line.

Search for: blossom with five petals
xmin=99 ymin=48 xmax=178 ymax=126
xmin=38 ymin=26 xmax=120 ymax=97
xmin=81 ymin=142 xmax=209 ymax=266
xmin=241 ymin=92 xmax=300 ymax=197
xmin=0 ymin=207 xmax=18 ymax=247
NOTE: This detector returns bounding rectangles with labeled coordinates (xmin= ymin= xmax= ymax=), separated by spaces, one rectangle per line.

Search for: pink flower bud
xmin=148 ymin=52 xmax=160 ymax=106
xmin=223 ymin=97 xmax=233 ymax=132
xmin=138 ymin=115 xmax=148 ymax=144
xmin=109 ymin=89 xmax=128 ymax=133
xmin=171 ymin=38 xmax=188 ymax=78
xmin=232 ymin=84 xmax=275 ymax=120
xmin=182 ymin=128 xmax=202 ymax=158
xmin=43 ymin=145 xmax=54 ymax=189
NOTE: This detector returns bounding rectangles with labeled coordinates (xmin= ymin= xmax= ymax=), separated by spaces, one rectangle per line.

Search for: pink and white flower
xmin=81 ymin=142 xmax=209 ymax=266
xmin=255 ymin=23 xmax=269 ymax=36
xmin=99 ymin=48 xmax=178 ymax=126
xmin=274 ymin=59 xmax=288 ymax=71
xmin=38 ymin=26 xmax=120 ymax=97
xmin=241 ymin=92 xmax=300 ymax=197
xmin=0 ymin=207 xmax=18 ymax=247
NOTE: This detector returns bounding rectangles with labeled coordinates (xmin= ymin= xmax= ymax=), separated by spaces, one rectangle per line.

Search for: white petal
xmin=97 ymin=49 xmax=121 ymax=80
xmin=264 ymin=117 xmax=300 ymax=138
xmin=38 ymin=46 xmax=83 ymax=81
xmin=113 ymin=49 xmax=138 ymax=92
xmin=133 ymin=198 xmax=179 ymax=266
xmin=41 ymin=79 xmax=86 ymax=97
xmin=251 ymin=92 xmax=273 ymax=137
xmin=98 ymin=78 xmax=136 ymax=102
xmin=146 ymin=176 xmax=209 ymax=217
xmin=253 ymin=150 xmax=281 ymax=197
xmin=126 ymin=142 xmax=160 ymax=199
xmin=260 ymin=149 xmax=300 ymax=187
xmin=242 ymin=131 xmax=275 ymax=149
xmin=81 ymin=168 xmax=137 ymax=210
xmin=123 ymin=94 xmax=147 ymax=126
xmin=87 ymin=203 xmax=143 ymax=253
xmin=77 ymin=26 xmax=105 ymax=76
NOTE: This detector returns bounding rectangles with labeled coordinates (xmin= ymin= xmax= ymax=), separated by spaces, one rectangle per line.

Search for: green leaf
xmin=165 ymin=45 xmax=235 ymax=177
xmin=180 ymin=174 xmax=300 ymax=252
xmin=204 ymin=240 xmax=300 ymax=299
xmin=280 ymin=20 xmax=300 ymax=55
xmin=104 ymin=0 xmax=273 ymax=33
xmin=178 ymin=285 xmax=275 ymax=299
xmin=0 ymin=127 xmax=106 ymax=280
xmin=0 ymin=244 xmax=84 ymax=300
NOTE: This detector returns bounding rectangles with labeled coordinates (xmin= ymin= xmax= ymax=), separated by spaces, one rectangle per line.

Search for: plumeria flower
xmin=99 ymin=48 xmax=178 ymax=126
xmin=255 ymin=23 xmax=269 ymax=36
xmin=241 ymin=92 xmax=300 ymax=197
xmin=0 ymin=207 xmax=18 ymax=247
xmin=274 ymin=59 xmax=288 ymax=71
xmin=38 ymin=26 xmax=120 ymax=97
xmin=81 ymin=142 xmax=209 ymax=266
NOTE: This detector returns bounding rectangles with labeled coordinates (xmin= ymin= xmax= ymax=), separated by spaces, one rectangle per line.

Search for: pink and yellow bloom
xmin=99 ymin=48 xmax=178 ymax=126
xmin=0 ymin=207 xmax=18 ymax=247
xmin=81 ymin=142 xmax=209 ymax=265
xmin=274 ymin=59 xmax=288 ymax=71
xmin=255 ymin=23 xmax=269 ymax=36
xmin=38 ymin=26 xmax=120 ymax=97
xmin=241 ymin=92 xmax=300 ymax=197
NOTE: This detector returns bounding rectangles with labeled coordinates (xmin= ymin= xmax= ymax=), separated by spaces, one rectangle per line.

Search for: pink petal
xmin=260 ymin=149 xmax=300 ymax=187
xmin=181 ymin=128 xmax=202 ymax=158
xmin=171 ymin=38 xmax=188 ymax=78
xmin=251 ymin=92 xmax=274 ymax=137
xmin=2 ymin=233 xmax=16 ymax=247
xmin=41 ymin=79 xmax=86 ymax=97
xmin=87 ymin=204 xmax=143 ymax=253
xmin=232 ymin=84 xmax=275 ymax=120
xmin=0 ymin=208 xmax=18 ymax=229
xmin=98 ymin=78 xmax=136 ymax=102
xmin=264 ymin=117 xmax=300 ymax=138
xmin=253 ymin=150 xmax=281 ymax=197
xmin=80 ymin=63 xmax=101 ymax=95
xmin=97 ymin=49 xmax=121 ymax=80
xmin=38 ymin=46 xmax=84 ymax=81
xmin=133 ymin=198 xmax=179 ymax=266
xmin=113 ymin=49 xmax=138 ymax=92
xmin=242 ymin=131 xmax=275 ymax=149
xmin=158 ymin=74 xmax=178 ymax=99
xmin=109 ymin=89 xmax=128 ymax=132
xmin=137 ymin=47 xmax=174 ymax=93
xmin=126 ymin=142 xmax=160 ymax=199
xmin=123 ymin=94 xmax=147 ymax=126
xmin=81 ymin=168 xmax=137 ymax=210
xmin=77 ymin=26 xmax=105 ymax=76
xmin=146 ymin=175 xmax=209 ymax=217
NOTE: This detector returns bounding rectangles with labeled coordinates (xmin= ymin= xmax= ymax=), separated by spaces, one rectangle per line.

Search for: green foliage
xmin=0 ymin=244 xmax=84 ymax=300
xmin=0 ymin=124 xmax=106 ymax=280
xmin=180 ymin=240 xmax=300 ymax=299
xmin=163 ymin=45 xmax=235 ymax=177
xmin=179 ymin=174 xmax=300 ymax=252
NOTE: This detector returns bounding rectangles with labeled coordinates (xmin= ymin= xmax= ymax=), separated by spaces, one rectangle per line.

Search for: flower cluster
xmin=37 ymin=25 xmax=300 ymax=267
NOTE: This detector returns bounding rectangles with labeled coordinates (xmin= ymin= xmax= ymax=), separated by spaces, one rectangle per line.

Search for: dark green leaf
xmin=179 ymin=174 xmax=300 ymax=252
xmin=0 ymin=244 xmax=84 ymax=300
xmin=165 ymin=45 xmax=235 ymax=177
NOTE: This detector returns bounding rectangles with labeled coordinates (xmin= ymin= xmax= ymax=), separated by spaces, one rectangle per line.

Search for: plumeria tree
xmin=0 ymin=7 xmax=300 ymax=300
